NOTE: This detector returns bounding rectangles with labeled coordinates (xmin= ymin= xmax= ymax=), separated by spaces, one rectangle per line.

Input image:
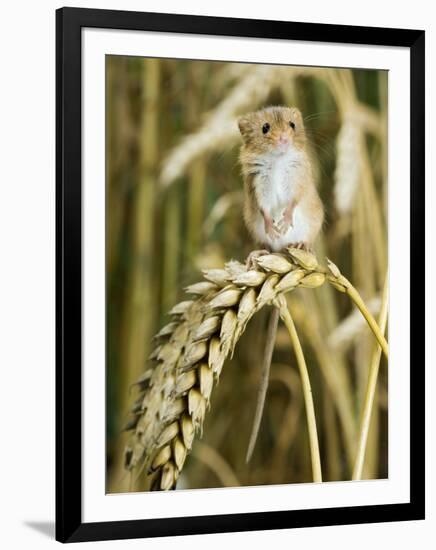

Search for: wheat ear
xmin=124 ymin=248 xmax=388 ymax=490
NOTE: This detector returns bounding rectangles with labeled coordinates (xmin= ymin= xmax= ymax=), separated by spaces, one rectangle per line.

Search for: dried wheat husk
xmin=124 ymin=248 xmax=387 ymax=490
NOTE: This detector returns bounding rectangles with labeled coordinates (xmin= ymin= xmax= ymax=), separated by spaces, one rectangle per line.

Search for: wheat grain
xmin=124 ymin=248 xmax=388 ymax=490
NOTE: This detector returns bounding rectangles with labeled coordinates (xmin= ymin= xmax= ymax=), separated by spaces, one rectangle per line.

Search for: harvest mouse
xmin=238 ymin=105 xmax=323 ymax=462
xmin=238 ymin=105 xmax=323 ymax=264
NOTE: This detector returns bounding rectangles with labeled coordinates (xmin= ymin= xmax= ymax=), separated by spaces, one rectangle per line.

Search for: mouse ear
xmin=290 ymin=107 xmax=304 ymax=125
xmin=237 ymin=116 xmax=251 ymax=137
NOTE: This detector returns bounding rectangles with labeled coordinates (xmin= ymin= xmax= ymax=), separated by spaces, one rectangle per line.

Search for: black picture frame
xmin=56 ymin=6 xmax=425 ymax=543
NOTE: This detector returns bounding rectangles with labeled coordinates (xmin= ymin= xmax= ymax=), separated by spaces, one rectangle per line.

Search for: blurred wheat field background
xmin=106 ymin=56 xmax=388 ymax=493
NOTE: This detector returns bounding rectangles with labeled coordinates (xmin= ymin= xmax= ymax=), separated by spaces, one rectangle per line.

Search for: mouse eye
xmin=289 ymin=121 xmax=296 ymax=130
xmin=262 ymin=122 xmax=270 ymax=134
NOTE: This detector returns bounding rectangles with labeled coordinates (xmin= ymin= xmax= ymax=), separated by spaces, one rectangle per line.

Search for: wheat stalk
xmin=124 ymin=248 xmax=388 ymax=490
xmin=275 ymin=294 xmax=322 ymax=482
xmin=352 ymin=273 xmax=389 ymax=480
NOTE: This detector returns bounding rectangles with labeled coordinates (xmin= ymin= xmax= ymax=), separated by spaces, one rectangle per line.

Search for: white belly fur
xmin=254 ymin=150 xmax=308 ymax=251
xmin=252 ymin=204 xmax=311 ymax=251
xmin=257 ymin=153 xmax=294 ymax=214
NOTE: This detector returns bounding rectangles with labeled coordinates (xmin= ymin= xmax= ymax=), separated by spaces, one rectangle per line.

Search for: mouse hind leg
xmin=286 ymin=197 xmax=322 ymax=252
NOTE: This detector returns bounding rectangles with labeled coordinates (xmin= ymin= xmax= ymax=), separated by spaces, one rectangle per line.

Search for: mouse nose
xmin=278 ymin=132 xmax=289 ymax=144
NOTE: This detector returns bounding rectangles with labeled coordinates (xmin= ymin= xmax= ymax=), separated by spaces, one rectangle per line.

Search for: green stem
xmin=276 ymin=295 xmax=322 ymax=483
xmin=345 ymin=282 xmax=389 ymax=359
xmin=352 ymin=274 xmax=389 ymax=480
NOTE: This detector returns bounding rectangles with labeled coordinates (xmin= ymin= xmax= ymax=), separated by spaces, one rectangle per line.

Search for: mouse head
xmin=238 ymin=106 xmax=306 ymax=155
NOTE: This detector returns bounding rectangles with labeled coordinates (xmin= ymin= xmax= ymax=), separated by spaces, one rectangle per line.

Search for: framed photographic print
xmin=56 ymin=7 xmax=425 ymax=543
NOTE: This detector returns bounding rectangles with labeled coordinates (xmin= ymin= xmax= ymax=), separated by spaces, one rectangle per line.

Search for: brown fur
xmin=238 ymin=106 xmax=323 ymax=251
